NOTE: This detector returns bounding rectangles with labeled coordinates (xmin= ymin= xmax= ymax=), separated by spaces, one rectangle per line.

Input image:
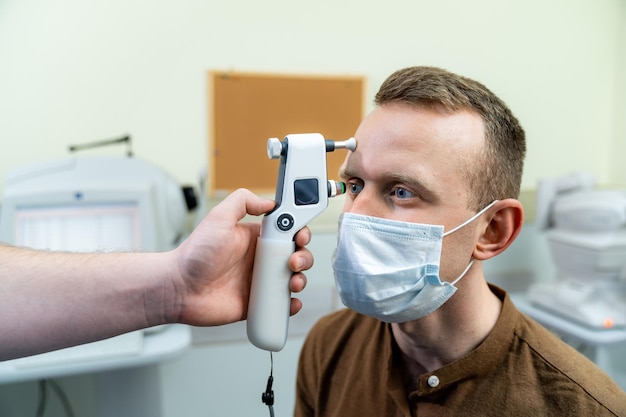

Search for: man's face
xmin=339 ymin=102 xmax=487 ymax=282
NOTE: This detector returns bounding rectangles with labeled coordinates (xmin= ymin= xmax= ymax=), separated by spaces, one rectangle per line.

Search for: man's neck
xmin=391 ymin=278 xmax=502 ymax=378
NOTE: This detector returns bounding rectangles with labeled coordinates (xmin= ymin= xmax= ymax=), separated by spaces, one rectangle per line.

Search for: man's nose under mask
xmin=332 ymin=202 xmax=497 ymax=323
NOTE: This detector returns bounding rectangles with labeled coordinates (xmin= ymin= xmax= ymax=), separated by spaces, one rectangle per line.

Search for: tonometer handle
xmin=246 ymin=238 xmax=295 ymax=351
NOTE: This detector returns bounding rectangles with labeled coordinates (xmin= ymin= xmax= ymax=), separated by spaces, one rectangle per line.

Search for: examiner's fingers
xmin=289 ymin=273 xmax=307 ymax=293
xmin=289 ymin=298 xmax=303 ymax=316
xmin=289 ymin=248 xmax=313 ymax=273
xmin=294 ymin=226 xmax=312 ymax=247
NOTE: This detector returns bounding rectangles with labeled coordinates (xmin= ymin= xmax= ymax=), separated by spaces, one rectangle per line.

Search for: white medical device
xmin=0 ymin=156 xmax=193 ymax=253
xmin=246 ymin=133 xmax=356 ymax=352
xmin=528 ymin=172 xmax=626 ymax=329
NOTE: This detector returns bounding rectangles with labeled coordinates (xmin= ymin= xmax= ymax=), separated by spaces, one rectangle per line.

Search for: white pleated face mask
xmin=332 ymin=201 xmax=497 ymax=323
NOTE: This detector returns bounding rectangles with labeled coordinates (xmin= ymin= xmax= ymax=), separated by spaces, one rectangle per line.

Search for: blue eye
xmin=393 ymin=187 xmax=415 ymax=199
xmin=348 ymin=182 xmax=363 ymax=194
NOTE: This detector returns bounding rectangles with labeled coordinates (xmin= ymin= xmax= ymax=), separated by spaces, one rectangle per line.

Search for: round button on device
xmin=277 ymin=213 xmax=295 ymax=231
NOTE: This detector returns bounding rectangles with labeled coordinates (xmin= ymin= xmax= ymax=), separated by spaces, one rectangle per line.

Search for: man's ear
xmin=473 ymin=199 xmax=524 ymax=261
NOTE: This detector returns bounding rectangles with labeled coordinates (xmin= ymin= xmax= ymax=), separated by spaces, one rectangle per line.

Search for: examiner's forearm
xmin=0 ymin=245 xmax=179 ymax=361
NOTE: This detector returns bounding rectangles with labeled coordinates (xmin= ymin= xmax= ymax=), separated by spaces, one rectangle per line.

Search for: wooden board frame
xmin=208 ymin=71 xmax=366 ymax=195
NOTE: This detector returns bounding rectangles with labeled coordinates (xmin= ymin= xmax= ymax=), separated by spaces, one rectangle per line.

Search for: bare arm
xmin=0 ymin=189 xmax=313 ymax=361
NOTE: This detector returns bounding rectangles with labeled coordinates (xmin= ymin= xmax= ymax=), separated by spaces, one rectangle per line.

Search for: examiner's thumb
xmin=236 ymin=188 xmax=276 ymax=217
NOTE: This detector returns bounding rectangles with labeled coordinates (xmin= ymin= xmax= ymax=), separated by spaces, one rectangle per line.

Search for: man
xmin=0 ymin=188 xmax=312 ymax=361
xmin=295 ymin=66 xmax=625 ymax=416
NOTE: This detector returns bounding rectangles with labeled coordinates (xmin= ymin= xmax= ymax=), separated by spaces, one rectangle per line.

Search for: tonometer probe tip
xmin=328 ymin=180 xmax=347 ymax=197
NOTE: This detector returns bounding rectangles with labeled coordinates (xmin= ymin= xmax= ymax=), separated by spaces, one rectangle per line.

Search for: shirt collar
xmin=384 ymin=285 xmax=517 ymax=397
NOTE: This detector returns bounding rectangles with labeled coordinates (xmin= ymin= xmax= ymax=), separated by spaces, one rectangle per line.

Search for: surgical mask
xmin=332 ymin=202 xmax=497 ymax=323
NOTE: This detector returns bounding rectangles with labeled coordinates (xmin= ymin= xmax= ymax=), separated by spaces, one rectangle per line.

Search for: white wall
xmin=612 ymin=0 xmax=626 ymax=184
xmin=1 ymin=1 xmax=625 ymax=416
xmin=0 ymin=0 xmax=624 ymax=194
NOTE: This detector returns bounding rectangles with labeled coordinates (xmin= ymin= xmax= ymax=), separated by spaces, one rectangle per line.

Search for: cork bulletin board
xmin=208 ymin=71 xmax=366 ymax=195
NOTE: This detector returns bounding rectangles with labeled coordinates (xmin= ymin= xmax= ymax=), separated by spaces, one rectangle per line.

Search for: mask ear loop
xmin=451 ymin=259 xmax=475 ymax=286
xmin=444 ymin=201 xmax=498 ymax=287
xmin=443 ymin=200 xmax=498 ymax=237
xmin=261 ymin=352 xmax=275 ymax=417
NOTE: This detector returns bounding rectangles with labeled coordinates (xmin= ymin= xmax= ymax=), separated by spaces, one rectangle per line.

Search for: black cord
xmin=35 ymin=379 xmax=76 ymax=417
xmin=261 ymin=352 xmax=275 ymax=417
xmin=36 ymin=380 xmax=47 ymax=417
xmin=48 ymin=379 xmax=75 ymax=417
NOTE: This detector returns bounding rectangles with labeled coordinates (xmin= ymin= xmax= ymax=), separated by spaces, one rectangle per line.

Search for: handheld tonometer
xmin=246 ymin=133 xmax=356 ymax=352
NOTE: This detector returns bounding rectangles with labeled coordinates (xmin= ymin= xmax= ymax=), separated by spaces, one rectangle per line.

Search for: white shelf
xmin=510 ymin=293 xmax=626 ymax=345
xmin=0 ymin=324 xmax=191 ymax=384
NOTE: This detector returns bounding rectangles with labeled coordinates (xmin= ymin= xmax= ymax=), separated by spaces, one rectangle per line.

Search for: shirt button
xmin=427 ymin=375 xmax=440 ymax=388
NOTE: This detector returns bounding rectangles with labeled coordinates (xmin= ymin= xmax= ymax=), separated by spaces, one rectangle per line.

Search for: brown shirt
xmin=295 ymin=285 xmax=626 ymax=417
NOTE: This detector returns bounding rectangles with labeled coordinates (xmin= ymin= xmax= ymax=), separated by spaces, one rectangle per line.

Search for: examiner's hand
xmin=171 ymin=188 xmax=313 ymax=326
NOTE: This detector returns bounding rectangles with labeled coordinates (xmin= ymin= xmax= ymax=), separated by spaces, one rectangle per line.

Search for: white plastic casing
xmin=246 ymin=133 xmax=329 ymax=351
